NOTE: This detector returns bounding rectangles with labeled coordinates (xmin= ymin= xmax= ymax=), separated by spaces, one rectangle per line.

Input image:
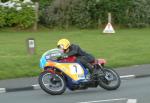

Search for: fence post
xmin=33 ymin=2 xmax=39 ymax=31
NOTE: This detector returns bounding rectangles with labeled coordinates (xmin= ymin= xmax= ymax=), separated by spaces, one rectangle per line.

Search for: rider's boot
xmin=91 ymin=65 xmax=105 ymax=79
xmin=84 ymin=63 xmax=104 ymax=80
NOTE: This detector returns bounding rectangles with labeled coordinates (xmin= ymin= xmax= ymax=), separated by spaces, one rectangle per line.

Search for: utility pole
xmin=33 ymin=2 xmax=39 ymax=31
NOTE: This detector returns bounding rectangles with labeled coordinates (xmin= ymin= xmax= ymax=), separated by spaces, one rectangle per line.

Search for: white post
xmin=27 ymin=38 xmax=35 ymax=55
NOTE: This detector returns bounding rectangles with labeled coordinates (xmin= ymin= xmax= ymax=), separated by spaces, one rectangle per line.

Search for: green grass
xmin=0 ymin=28 xmax=150 ymax=79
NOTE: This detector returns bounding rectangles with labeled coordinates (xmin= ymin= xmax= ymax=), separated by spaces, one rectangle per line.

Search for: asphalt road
xmin=1 ymin=64 xmax=150 ymax=89
xmin=0 ymin=77 xmax=150 ymax=103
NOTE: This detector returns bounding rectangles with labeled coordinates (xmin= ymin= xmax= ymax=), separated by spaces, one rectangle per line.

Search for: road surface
xmin=0 ymin=76 xmax=150 ymax=103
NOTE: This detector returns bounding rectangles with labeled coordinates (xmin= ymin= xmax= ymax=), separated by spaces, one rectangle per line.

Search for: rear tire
xmin=39 ymin=71 xmax=66 ymax=95
xmin=98 ymin=68 xmax=121 ymax=90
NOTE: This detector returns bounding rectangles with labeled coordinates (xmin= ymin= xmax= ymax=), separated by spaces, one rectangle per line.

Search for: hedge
xmin=39 ymin=0 xmax=150 ymax=29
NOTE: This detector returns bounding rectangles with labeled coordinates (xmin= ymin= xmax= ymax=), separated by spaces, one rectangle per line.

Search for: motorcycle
xmin=39 ymin=48 xmax=121 ymax=95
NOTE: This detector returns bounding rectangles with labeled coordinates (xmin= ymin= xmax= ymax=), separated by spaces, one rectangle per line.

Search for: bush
xmin=39 ymin=0 xmax=93 ymax=28
xmin=15 ymin=4 xmax=36 ymax=29
xmin=70 ymin=0 xmax=92 ymax=28
xmin=2 ymin=0 xmax=150 ymax=29
xmin=4 ymin=7 xmax=18 ymax=27
xmin=0 ymin=2 xmax=36 ymax=29
xmin=0 ymin=7 xmax=7 ymax=27
xmin=39 ymin=0 xmax=150 ymax=28
xmin=39 ymin=0 xmax=70 ymax=28
xmin=126 ymin=0 xmax=150 ymax=28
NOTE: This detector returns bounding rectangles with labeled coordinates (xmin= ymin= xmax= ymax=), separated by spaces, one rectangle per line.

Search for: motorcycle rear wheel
xmin=39 ymin=71 xmax=66 ymax=95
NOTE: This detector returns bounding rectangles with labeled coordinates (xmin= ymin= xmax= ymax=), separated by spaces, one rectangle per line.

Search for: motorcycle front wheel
xmin=39 ymin=71 xmax=66 ymax=95
xmin=98 ymin=68 xmax=121 ymax=90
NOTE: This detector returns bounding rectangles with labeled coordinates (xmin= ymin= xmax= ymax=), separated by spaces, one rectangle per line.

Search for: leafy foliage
xmin=0 ymin=7 xmax=7 ymax=27
xmin=0 ymin=2 xmax=36 ymax=29
xmin=1 ymin=0 xmax=150 ymax=29
xmin=39 ymin=0 xmax=150 ymax=28
xmin=126 ymin=0 xmax=150 ymax=28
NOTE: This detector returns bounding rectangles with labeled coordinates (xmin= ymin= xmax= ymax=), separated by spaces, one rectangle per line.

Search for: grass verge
xmin=0 ymin=28 xmax=150 ymax=79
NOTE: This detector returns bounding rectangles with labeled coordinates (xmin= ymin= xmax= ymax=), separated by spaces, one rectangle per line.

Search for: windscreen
xmin=43 ymin=48 xmax=63 ymax=61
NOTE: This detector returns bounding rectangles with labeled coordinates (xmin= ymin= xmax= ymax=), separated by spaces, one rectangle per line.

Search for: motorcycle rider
xmin=57 ymin=38 xmax=101 ymax=78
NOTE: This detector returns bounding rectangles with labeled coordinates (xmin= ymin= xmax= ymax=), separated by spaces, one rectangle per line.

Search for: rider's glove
xmin=62 ymin=54 xmax=68 ymax=58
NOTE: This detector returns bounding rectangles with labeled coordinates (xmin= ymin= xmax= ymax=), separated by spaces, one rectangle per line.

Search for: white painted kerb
xmin=0 ymin=88 xmax=6 ymax=93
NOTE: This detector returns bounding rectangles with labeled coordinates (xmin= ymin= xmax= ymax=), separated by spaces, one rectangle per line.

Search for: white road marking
xmin=32 ymin=84 xmax=40 ymax=90
xmin=120 ymin=75 xmax=135 ymax=79
xmin=78 ymin=98 xmax=138 ymax=103
xmin=78 ymin=98 xmax=127 ymax=103
xmin=0 ymin=88 xmax=6 ymax=93
xmin=127 ymin=99 xmax=137 ymax=103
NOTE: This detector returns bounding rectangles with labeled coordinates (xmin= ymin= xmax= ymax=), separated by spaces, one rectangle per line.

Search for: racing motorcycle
xmin=39 ymin=48 xmax=121 ymax=95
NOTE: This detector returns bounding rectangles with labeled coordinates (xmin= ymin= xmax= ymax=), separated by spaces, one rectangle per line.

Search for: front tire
xmin=39 ymin=71 xmax=66 ymax=95
xmin=98 ymin=68 xmax=121 ymax=90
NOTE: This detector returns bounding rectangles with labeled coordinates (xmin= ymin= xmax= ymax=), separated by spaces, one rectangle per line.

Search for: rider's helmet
xmin=57 ymin=38 xmax=70 ymax=50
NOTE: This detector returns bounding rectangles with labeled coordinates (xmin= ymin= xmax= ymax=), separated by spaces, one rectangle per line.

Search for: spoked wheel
xmin=39 ymin=71 xmax=66 ymax=95
xmin=98 ymin=68 xmax=121 ymax=90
